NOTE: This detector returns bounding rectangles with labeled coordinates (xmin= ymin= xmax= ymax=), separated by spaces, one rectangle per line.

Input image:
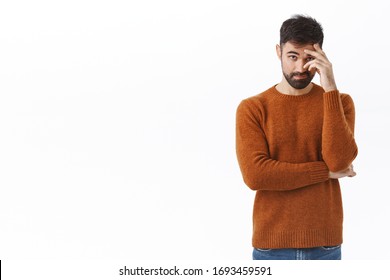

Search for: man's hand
xmin=304 ymin=44 xmax=337 ymax=92
xmin=329 ymin=164 xmax=356 ymax=179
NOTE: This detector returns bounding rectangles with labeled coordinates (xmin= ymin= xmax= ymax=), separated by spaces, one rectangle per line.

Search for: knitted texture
xmin=236 ymin=83 xmax=358 ymax=248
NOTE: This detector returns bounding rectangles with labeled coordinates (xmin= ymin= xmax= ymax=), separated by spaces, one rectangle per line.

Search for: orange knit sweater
xmin=236 ymin=83 xmax=358 ymax=249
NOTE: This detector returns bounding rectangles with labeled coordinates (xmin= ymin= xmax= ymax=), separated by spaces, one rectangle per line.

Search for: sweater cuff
xmin=309 ymin=162 xmax=329 ymax=184
xmin=323 ymin=90 xmax=341 ymax=110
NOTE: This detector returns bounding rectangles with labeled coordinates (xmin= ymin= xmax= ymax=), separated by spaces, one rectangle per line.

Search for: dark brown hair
xmin=280 ymin=15 xmax=324 ymax=47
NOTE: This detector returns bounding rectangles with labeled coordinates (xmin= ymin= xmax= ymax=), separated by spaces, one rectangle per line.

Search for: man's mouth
xmin=294 ymin=75 xmax=307 ymax=80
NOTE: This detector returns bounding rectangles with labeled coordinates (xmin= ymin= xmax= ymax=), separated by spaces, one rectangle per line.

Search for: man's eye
xmin=306 ymin=57 xmax=314 ymax=61
xmin=289 ymin=56 xmax=297 ymax=60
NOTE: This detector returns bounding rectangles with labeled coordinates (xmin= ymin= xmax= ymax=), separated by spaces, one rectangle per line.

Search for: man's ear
xmin=276 ymin=44 xmax=282 ymax=60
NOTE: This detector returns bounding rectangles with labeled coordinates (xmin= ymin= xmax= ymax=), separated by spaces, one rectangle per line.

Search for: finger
xmin=304 ymin=61 xmax=320 ymax=72
xmin=304 ymin=60 xmax=318 ymax=69
xmin=303 ymin=48 xmax=319 ymax=57
xmin=313 ymin=43 xmax=323 ymax=52
xmin=304 ymin=47 xmax=327 ymax=59
xmin=304 ymin=57 xmax=326 ymax=68
xmin=304 ymin=60 xmax=318 ymax=70
xmin=309 ymin=64 xmax=318 ymax=72
xmin=303 ymin=61 xmax=312 ymax=69
xmin=303 ymin=47 xmax=324 ymax=57
xmin=313 ymin=43 xmax=327 ymax=56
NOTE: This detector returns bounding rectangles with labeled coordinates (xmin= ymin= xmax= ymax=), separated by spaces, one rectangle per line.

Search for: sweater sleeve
xmin=322 ymin=90 xmax=358 ymax=172
xmin=236 ymin=99 xmax=329 ymax=191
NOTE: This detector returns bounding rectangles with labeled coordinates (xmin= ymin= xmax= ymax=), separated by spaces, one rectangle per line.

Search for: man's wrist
xmin=323 ymin=86 xmax=337 ymax=92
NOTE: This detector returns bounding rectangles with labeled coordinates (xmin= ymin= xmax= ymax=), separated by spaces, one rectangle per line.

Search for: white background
xmin=0 ymin=0 xmax=389 ymax=260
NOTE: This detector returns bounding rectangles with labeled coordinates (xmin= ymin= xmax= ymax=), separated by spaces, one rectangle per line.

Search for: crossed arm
xmin=236 ymin=97 xmax=357 ymax=192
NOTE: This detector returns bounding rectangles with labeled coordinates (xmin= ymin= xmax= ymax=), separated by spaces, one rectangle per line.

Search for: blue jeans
xmin=253 ymin=245 xmax=341 ymax=260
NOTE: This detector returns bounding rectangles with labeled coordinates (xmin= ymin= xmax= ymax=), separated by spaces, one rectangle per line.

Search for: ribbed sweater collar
xmin=268 ymin=83 xmax=323 ymax=101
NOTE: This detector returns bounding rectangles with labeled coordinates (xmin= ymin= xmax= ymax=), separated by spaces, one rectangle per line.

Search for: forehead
xmin=282 ymin=41 xmax=315 ymax=54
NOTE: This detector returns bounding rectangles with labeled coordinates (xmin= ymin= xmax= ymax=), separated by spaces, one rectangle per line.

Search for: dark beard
xmin=283 ymin=71 xmax=314 ymax=89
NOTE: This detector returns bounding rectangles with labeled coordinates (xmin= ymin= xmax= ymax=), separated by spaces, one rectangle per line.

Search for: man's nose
xmin=296 ymin=60 xmax=306 ymax=72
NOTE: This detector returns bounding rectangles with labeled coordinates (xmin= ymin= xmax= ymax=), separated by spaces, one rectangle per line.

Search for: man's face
xmin=277 ymin=42 xmax=317 ymax=89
